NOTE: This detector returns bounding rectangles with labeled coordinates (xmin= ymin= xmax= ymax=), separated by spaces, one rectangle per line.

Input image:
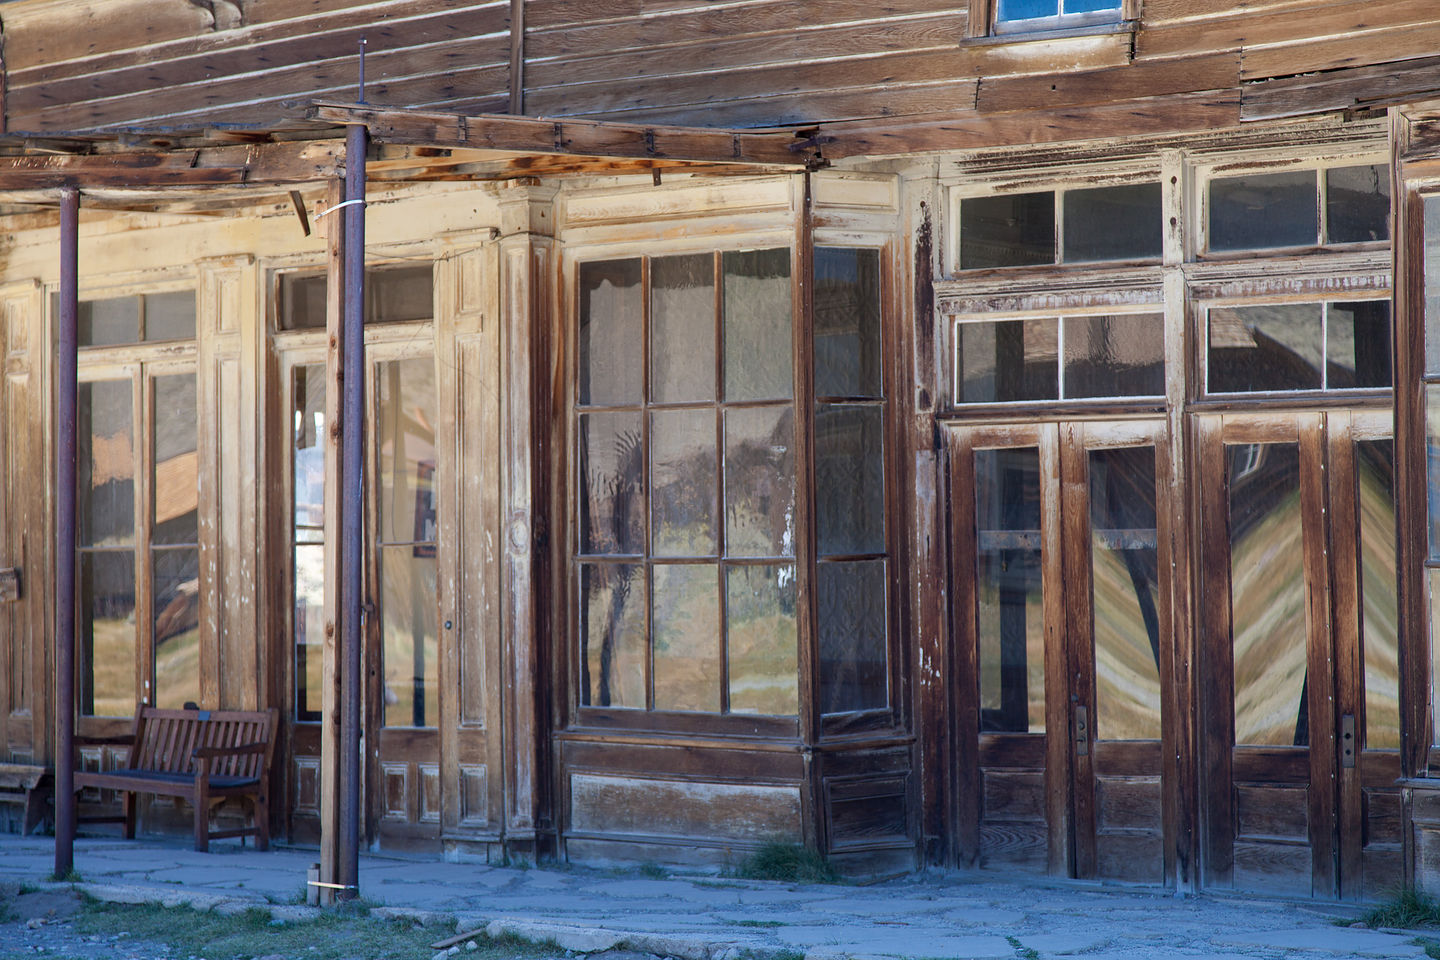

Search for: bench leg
xmin=122 ymin=792 xmax=137 ymax=839
xmin=194 ymin=783 xmax=210 ymax=853
xmin=253 ymin=791 xmax=270 ymax=852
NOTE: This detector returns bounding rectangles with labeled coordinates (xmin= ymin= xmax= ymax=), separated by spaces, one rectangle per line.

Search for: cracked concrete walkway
xmin=0 ymin=835 xmax=1428 ymax=960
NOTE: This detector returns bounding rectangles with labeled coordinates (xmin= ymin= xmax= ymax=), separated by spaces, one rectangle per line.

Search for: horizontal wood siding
xmin=3 ymin=0 xmax=512 ymax=133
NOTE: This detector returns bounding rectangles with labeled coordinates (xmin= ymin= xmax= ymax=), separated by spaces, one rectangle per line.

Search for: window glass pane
xmin=1432 ymin=568 xmax=1440 ymax=752
xmin=277 ymin=273 xmax=328 ymax=331
xmin=817 ymin=559 xmax=888 ymax=714
xmin=294 ymin=542 xmax=324 ymax=722
xmin=652 ymin=564 xmax=720 ymax=712
xmin=142 ymin=291 xmax=196 ymax=342
xmin=579 ymin=259 xmax=643 ymax=406
xmin=724 ymin=406 xmax=795 ymax=558
xmin=380 ymin=547 xmax=438 ymax=728
xmin=1229 ymin=442 xmax=1308 ymax=746
xmin=1064 ymin=0 xmax=1120 ymax=11
xmin=79 ymin=550 xmax=135 ymax=718
xmin=78 ymin=296 xmax=139 ymax=347
xmin=814 ymin=248 xmax=882 ymax=399
xmin=79 ymin=379 xmax=134 ymax=548
xmin=1209 ymin=171 xmax=1318 ymax=251
xmin=956 ymin=318 xmax=1059 ymax=403
xmin=1357 ymin=440 xmax=1398 ymax=750
xmin=1427 ymin=197 xmax=1440 ymax=376
xmin=975 ymin=447 xmax=1044 ymax=733
xmin=1326 ymin=301 xmax=1392 ymax=389
xmin=293 ymin=365 xmax=325 ymax=541
xmin=726 ymin=564 xmax=797 ymax=715
xmin=369 ymin=265 xmax=433 ymax=323
xmin=997 ymin=0 xmax=1057 ymax=20
xmin=815 ymin=404 xmax=885 ymax=557
xmin=960 ymin=193 xmax=1055 ymax=269
xmin=1326 ymin=164 xmax=1390 ymax=244
xmin=1089 ymin=447 xmax=1161 ymax=741
xmin=1063 ymin=313 xmax=1164 ymax=398
xmin=651 ymin=254 xmax=715 ymax=404
xmin=153 ymin=546 xmax=200 ymax=710
xmin=1063 ymin=184 xmax=1162 ymax=263
xmin=580 ymin=411 xmax=645 ymax=556
xmin=723 ymin=249 xmax=792 ymax=402
xmin=580 ymin=563 xmax=646 ymax=708
xmin=152 ymin=373 xmax=198 ymax=546
xmin=651 ymin=409 xmax=717 ymax=558
xmin=1207 ymin=303 xmax=1322 ymax=393
xmin=377 ymin=358 xmax=437 ymax=545
xmin=1430 ymin=385 xmax=1440 ymax=562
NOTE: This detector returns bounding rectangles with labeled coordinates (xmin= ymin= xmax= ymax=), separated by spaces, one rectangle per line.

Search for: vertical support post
xmin=338 ymin=123 xmax=367 ymax=900
xmin=54 ymin=186 xmax=79 ymax=879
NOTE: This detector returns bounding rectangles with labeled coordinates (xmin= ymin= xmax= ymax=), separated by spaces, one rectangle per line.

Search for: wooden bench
xmin=0 ymin=762 xmax=52 ymax=835
xmin=74 ymin=706 xmax=277 ymax=852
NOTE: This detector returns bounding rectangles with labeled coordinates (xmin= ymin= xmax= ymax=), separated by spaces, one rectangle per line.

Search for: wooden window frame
xmin=965 ymin=0 xmax=1138 ymax=40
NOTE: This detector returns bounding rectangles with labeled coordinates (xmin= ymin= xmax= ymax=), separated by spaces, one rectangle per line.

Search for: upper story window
xmin=958 ymin=182 xmax=1162 ymax=269
xmin=994 ymin=0 xmax=1123 ymax=35
xmin=1206 ymin=163 xmax=1389 ymax=253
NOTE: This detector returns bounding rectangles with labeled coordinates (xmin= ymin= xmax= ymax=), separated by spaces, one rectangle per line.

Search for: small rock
xmin=268 ymin=918 xmax=286 ymax=927
xmin=1349 ymin=921 xmax=1367 ymax=928
xmin=447 ymin=947 xmax=461 ymax=957
xmin=465 ymin=942 xmax=479 ymax=952
xmin=433 ymin=953 xmax=449 ymax=960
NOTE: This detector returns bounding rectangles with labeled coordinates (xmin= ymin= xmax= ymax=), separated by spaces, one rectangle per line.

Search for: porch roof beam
xmin=306 ymin=103 xmax=822 ymax=169
xmin=0 ymin=139 xmax=344 ymax=189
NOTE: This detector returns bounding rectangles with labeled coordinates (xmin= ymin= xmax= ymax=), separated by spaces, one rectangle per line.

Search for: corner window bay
xmin=566 ymin=237 xmax=901 ymax=866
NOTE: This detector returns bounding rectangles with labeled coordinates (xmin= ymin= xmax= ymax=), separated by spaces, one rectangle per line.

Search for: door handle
xmin=1075 ymin=705 xmax=1089 ymax=757
xmin=1341 ymin=714 xmax=1356 ymax=769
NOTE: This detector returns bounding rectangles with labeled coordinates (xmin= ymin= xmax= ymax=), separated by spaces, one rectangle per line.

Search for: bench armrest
xmin=192 ymin=742 xmax=267 ymax=760
xmin=74 ymin=735 xmax=135 ymax=747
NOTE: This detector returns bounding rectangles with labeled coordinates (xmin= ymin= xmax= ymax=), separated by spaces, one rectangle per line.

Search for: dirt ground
xmin=0 ymin=884 xmax=176 ymax=960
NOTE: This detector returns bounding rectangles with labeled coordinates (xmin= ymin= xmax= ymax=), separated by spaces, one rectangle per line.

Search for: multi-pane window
xmin=75 ymin=289 xmax=199 ymax=716
xmin=958 ymin=183 xmax=1162 ymax=269
xmin=1205 ymin=300 xmax=1392 ymax=394
xmin=1206 ymin=164 xmax=1389 ymax=253
xmin=1422 ymin=196 xmax=1440 ymax=747
xmin=994 ymin=0 xmax=1122 ymax=34
xmin=574 ymin=246 xmax=892 ymax=719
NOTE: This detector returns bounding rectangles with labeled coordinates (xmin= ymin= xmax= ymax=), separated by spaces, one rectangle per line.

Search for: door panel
xmin=1200 ymin=411 xmax=1401 ymax=900
xmin=954 ymin=419 xmax=1170 ymax=882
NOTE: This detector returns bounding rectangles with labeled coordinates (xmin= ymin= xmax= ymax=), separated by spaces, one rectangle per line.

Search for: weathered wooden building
xmin=5 ymin=0 xmax=1440 ymax=902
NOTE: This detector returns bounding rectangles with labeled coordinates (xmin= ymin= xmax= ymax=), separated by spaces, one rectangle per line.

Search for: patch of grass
xmin=1006 ymin=934 xmax=1041 ymax=960
xmin=636 ymin=862 xmax=667 ymax=879
xmin=726 ymin=843 xmax=842 ymax=884
xmin=50 ymin=869 xmax=82 ymax=883
xmin=70 ymin=899 xmax=554 ymax=960
xmin=732 ymin=919 xmax=785 ymax=928
xmin=1358 ymin=889 xmax=1440 ymax=929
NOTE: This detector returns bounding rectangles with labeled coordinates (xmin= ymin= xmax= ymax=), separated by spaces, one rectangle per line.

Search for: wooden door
xmin=1198 ymin=410 xmax=1401 ymax=899
xmin=951 ymin=419 xmax=1172 ymax=881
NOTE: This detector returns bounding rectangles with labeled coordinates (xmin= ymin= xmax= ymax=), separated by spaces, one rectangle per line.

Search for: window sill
xmin=959 ymin=18 xmax=1136 ymax=50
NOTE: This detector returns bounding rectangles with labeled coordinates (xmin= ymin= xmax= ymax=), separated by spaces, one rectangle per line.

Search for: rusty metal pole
xmin=54 ymin=186 xmax=79 ymax=879
xmin=338 ymin=123 xmax=367 ymax=900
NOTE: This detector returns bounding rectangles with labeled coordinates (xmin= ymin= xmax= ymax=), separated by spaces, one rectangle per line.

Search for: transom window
xmin=954 ymin=310 xmax=1164 ymax=404
xmin=1206 ymin=164 xmax=1389 ymax=253
xmin=1204 ymin=299 xmax=1392 ymax=395
xmin=275 ymin=263 xmax=434 ymax=330
xmin=958 ymin=183 xmax=1162 ymax=269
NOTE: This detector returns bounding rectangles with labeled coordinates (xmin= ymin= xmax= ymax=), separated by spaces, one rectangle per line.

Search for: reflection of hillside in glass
xmin=653 ymin=565 xmax=720 ymax=712
xmin=582 ymin=564 xmax=645 ymax=708
xmin=727 ymin=565 xmax=797 ymax=715
xmin=1229 ymin=443 xmax=1308 ymax=747
xmin=1090 ymin=446 xmax=1161 ymax=741
xmin=1358 ymin=440 xmax=1399 ymax=750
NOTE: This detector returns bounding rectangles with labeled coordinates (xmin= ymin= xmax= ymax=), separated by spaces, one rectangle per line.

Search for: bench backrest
xmin=130 ymin=707 xmax=276 ymax=779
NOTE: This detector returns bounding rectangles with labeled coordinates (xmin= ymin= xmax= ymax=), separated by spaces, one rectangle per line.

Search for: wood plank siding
xmin=7 ymin=0 xmax=1440 ymax=152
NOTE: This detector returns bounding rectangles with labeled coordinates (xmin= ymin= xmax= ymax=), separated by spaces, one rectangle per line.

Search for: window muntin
xmin=994 ymin=0 xmax=1122 ymax=34
xmin=77 ymin=362 xmax=199 ymax=717
xmin=954 ymin=311 xmax=1164 ymax=404
xmin=1204 ymin=299 xmax=1391 ymax=395
xmin=276 ymin=263 xmax=434 ymax=330
xmin=959 ymin=183 xmax=1162 ymax=269
xmin=1206 ymin=163 xmax=1389 ymax=253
